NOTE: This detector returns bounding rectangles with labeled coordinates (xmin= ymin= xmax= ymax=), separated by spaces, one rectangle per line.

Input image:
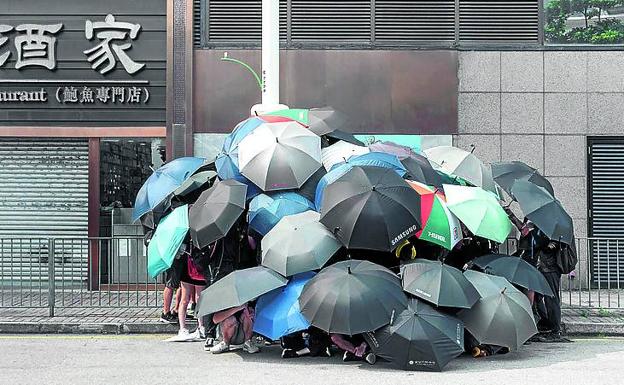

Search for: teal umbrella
xmin=147 ymin=205 xmax=189 ymax=278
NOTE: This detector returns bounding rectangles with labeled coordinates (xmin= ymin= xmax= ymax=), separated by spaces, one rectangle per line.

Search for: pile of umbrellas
xmin=134 ymin=107 xmax=575 ymax=371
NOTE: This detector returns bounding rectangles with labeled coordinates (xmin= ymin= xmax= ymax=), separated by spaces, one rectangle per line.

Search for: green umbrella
xmin=443 ymin=184 xmax=512 ymax=244
xmin=147 ymin=205 xmax=189 ymax=278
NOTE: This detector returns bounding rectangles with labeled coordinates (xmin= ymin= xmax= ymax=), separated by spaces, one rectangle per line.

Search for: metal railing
xmin=0 ymin=236 xmax=623 ymax=316
xmin=0 ymin=237 xmax=162 ymax=316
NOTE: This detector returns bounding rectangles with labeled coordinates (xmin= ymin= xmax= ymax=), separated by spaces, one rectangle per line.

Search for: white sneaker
xmin=189 ymin=328 xmax=205 ymax=341
xmin=211 ymin=341 xmax=230 ymax=354
xmin=167 ymin=328 xmax=195 ymax=342
xmin=243 ymin=339 xmax=260 ymax=354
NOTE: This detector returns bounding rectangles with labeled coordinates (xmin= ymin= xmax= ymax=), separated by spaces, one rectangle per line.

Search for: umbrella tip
xmin=501 ymin=287 xmax=507 ymax=294
xmin=390 ymin=309 xmax=395 ymax=325
xmin=469 ymin=145 xmax=476 ymax=154
xmin=347 ymin=266 xmax=352 ymax=274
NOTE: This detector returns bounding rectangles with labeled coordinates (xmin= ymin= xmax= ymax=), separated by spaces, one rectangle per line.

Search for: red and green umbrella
xmin=407 ymin=181 xmax=462 ymax=250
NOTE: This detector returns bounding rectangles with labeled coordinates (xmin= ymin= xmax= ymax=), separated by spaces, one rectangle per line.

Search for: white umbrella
xmin=320 ymin=140 xmax=369 ymax=171
xmin=261 ymin=211 xmax=341 ymax=277
xmin=238 ymin=121 xmax=322 ymax=191
xmin=424 ymin=146 xmax=497 ymax=194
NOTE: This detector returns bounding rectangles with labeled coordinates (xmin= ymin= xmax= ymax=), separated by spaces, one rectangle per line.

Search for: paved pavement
xmin=0 ymin=335 xmax=622 ymax=385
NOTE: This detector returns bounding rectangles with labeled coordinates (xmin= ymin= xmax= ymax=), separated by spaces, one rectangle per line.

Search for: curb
xmin=564 ymin=322 xmax=624 ymax=337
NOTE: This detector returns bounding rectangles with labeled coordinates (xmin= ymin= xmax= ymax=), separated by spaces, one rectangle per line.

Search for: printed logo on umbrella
xmin=391 ymin=224 xmax=419 ymax=246
xmin=413 ymin=288 xmax=432 ymax=298
xmin=427 ymin=231 xmax=446 ymax=243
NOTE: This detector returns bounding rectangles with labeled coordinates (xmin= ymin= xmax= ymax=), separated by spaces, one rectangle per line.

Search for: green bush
xmin=545 ymin=0 xmax=624 ymax=44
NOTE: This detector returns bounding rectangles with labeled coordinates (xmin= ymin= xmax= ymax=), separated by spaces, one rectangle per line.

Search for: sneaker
xmin=168 ymin=328 xmax=196 ymax=342
xmin=320 ymin=347 xmax=332 ymax=358
xmin=364 ymin=353 xmax=376 ymax=365
xmin=204 ymin=337 xmax=215 ymax=351
xmin=281 ymin=349 xmax=298 ymax=359
xmin=159 ymin=312 xmax=171 ymax=323
xmin=343 ymin=351 xmax=358 ymax=362
xmin=189 ymin=328 xmax=205 ymax=341
xmin=211 ymin=341 xmax=230 ymax=354
xmin=243 ymin=339 xmax=260 ymax=354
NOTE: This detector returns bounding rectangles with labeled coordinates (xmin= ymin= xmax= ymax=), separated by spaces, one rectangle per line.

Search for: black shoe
xmin=343 ymin=351 xmax=359 ymax=362
xmin=159 ymin=312 xmax=170 ymax=323
xmin=546 ymin=332 xmax=573 ymax=343
xmin=281 ymin=349 xmax=299 ymax=359
xmin=364 ymin=353 xmax=376 ymax=365
xmin=204 ymin=337 xmax=215 ymax=351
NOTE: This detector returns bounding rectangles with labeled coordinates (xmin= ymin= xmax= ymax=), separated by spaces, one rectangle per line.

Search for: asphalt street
xmin=1 ymin=335 xmax=623 ymax=385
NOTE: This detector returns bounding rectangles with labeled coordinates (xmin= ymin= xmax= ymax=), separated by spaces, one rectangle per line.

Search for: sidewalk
xmin=0 ymin=306 xmax=623 ymax=336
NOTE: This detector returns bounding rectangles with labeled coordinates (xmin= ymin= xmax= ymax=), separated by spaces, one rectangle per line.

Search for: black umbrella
xmin=297 ymin=166 xmax=326 ymax=203
xmin=189 ymin=179 xmax=247 ymax=249
xmin=196 ymin=266 xmax=288 ymax=317
xmin=401 ymin=260 xmax=480 ymax=309
xmin=299 ymin=260 xmax=408 ymax=335
xmin=308 ymin=107 xmax=363 ymax=146
xmin=319 ymin=166 xmax=422 ymax=251
xmin=368 ymin=142 xmax=442 ymax=187
xmin=492 ymin=161 xmax=554 ymax=197
xmin=365 ymin=299 xmax=464 ymax=371
xmin=511 ymin=180 xmax=574 ymax=245
xmin=476 ymin=255 xmax=554 ymax=296
xmin=471 ymin=253 xmax=508 ymax=270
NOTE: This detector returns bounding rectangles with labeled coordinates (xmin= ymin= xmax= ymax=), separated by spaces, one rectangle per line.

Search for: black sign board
xmin=0 ymin=0 xmax=166 ymax=126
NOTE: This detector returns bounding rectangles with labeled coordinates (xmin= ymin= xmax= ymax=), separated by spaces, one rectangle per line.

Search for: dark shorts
xmin=179 ymin=255 xmax=207 ymax=286
xmin=165 ymin=258 xmax=184 ymax=289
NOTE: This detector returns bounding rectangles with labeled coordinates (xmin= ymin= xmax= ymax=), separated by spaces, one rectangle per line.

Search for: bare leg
xmin=194 ymin=285 xmax=205 ymax=329
xmin=178 ymin=282 xmax=192 ymax=331
xmin=173 ymin=288 xmax=181 ymax=313
xmin=162 ymin=287 xmax=173 ymax=314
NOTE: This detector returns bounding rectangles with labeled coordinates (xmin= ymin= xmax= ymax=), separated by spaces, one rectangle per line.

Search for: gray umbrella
xmin=491 ymin=161 xmax=554 ymax=197
xmin=196 ymin=266 xmax=288 ymax=317
xmin=299 ymin=260 xmax=408 ymax=335
xmin=237 ymin=121 xmax=322 ymax=191
xmin=424 ymin=146 xmax=497 ymax=194
xmin=458 ymin=270 xmax=537 ymax=350
xmin=173 ymin=170 xmax=218 ymax=197
xmin=188 ymin=179 xmax=247 ymax=249
xmin=261 ymin=211 xmax=342 ymax=277
xmin=401 ymin=260 xmax=480 ymax=309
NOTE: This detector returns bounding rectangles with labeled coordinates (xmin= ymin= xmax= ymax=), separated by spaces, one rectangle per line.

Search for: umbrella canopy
xmin=173 ymin=170 xmax=217 ymax=198
xmin=492 ymin=161 xmax=555 ymax=197
xmin=238 ymin=121 xmax=322 ymax=191
xmin=470 ymin=253 xmax=508 ymax=270
xmin=424 ymin=146 xmax=497 ymax=194
xmin=401 ymin=260 xmax=480 ymax=309
xmin=299 ymin=260 xmax=408 ymax=335
xmin=365 ymin=299 xmax=464 ymax=372
xmin=297 ymin=166 xmax=326 ymax=202
xmin=458 ymin=270 xmax=537 ymax=350
xmin=443 ymin=184 xmax=512 ymax=244
xmin=189 ymin=179 xmax=247 ymax=249
xmin=511 ymin=180 xmax=574 ymax=245
xmin=253 ymin=272 xmax=314 ymax=340
xmin=248 ymin=192 xmax=315 ymax=236
xmin=369 ymin=141 xmax=442 ymax=187
xmin=197 ymin=266 xmax=288 ymax=317
xmin=339 ymin=152 xmax=408 ymax=177
xmin=132 ymin=156 xmax=206 ymax=221
xmin=407 ymin=181 xmax=461 ymax=250
xmin=262 ymin=211 xmax=341 ymax=277
xmin=319 ymin=166 xmax=422 ymax=251
xmin=321 ymin=140 xmax=369 ymax=171
xmin=147 ymin=205 xmax=189 ymax=278
xmin=477 ymin=255 xmax=554 ymax=296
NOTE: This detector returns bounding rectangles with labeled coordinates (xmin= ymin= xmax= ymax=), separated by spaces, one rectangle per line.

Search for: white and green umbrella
xmin=443 ymin=184 xmax=512 ymax=244
xmin=424 ymin=146 xmax=497 ymax=194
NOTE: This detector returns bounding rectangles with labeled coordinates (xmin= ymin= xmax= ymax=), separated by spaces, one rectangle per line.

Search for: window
xmin=195 ymin=0 xmax=542 ymax=48
xmin=545 ymin=0 xmax=624 ymax=44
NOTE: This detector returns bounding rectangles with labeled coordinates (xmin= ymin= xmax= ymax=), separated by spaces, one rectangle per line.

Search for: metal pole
xmin=262 ymin=0 xmax=279 ymax=106
xmin=47 ymin=238 xmax=55 ymax=317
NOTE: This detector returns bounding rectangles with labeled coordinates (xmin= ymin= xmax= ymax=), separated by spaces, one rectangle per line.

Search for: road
xmin=0 ymin=335 xmax=623 ymax=385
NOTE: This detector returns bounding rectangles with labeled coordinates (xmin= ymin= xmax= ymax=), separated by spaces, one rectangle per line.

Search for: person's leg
xmin=543 ymin=272 xmax=562 ymax=334
xmin=178 ymin=282 xmax=191 ymax=332
xmin=193 ymin=285 xmax=205 ymax=329
xmin=163 ymin=287 xmax=173 ymax=314
xmin=172 ymin=288 xmax=181 ymax=315
xmin=211 ymin=316 xmax=238 ymax=353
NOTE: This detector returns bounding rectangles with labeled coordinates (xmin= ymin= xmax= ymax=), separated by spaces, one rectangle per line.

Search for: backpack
xmin=556 ymin=244 xmax=578 ymax=274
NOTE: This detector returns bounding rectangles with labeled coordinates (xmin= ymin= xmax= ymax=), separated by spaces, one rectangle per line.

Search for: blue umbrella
xmin=248 ymin=192 xmax=315 ymax=236
xmin=315 ymin=152 xmax=407 ymax=209
xmin=253 ymin=272 xmax=314 ymax=340
xmin=147 ymin=205 xmax=189 ymax=278
xmin=132 ymin=157 xmax=206 ymax=221
xmin=215 ymin=117 xmax=265 ymax=180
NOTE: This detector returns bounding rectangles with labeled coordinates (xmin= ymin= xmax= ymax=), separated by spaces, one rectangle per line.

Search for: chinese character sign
xmin=14 ymin=24 xmax=63 ymax=70
xmin=84 ymin=14 xmax=145 ymax=75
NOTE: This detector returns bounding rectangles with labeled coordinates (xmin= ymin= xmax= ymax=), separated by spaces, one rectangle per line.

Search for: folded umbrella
xmin=369 ymin=141 xmax=442 ymax=187
xmin=196 ymin=266 xmax=288 ymax=317
xmin=424 ymin=146 xmax=497 ymax=194
xmin=492 ymin=161 xmax=554 ymax=197
xmin=318 ymin=166 xmax=422 ymax=251
xmin=364 ymin=298 xmax=464 ymax=372
xmin=147 ymin=205 xmax=189 ymax=278
xmin=248 ymin=192 xmax=315 ymax=236
xmin=262 ymin=211 xmax=341 ymax=277
xmin=299 ymin=260 xmax=408 ymax=335
xmin=401 ymin=260 xmax=480 ymax=309
xmin=238 ymin=120 xmax=322 ymax=191
xmin=321 ymin=140 xmax=369 ymax=171
xmin=511 ymin=180 xmax=574 ymax=245
xmin=458 ymin=270 xmax=538 ymax=350
xmin=407 ymin=181 xmax=461 ymax=250
xmin=476 ymin=255 xmax=554 ymax=296
xmin=253 ymin=272 xmax=314 ymax=340
xmin=132 ymin=156 xmax=206 ymax=221
xmin=443 ymin=184 xmax=512 ymax=244
xmin=189 ymin=179 xmax=247 ymax=249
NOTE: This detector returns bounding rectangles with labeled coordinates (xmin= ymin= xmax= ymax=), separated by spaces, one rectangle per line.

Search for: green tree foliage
xmin=545 ymin=0 xmax=624 ymax=43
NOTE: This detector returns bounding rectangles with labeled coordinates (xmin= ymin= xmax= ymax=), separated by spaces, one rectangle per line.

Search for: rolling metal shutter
xmin=375 ymin=0 xmax=456 ymax=42
xmin=291 ymin=0 xmax=370 ymax=42
xmin=0 ymin=139 xmax=89 ymax=282
xmin=588 ymin=138 xmax=624 ymax=284
xmin=204 ymin=0 xmax=287 ymax=42
xmin=458 ymin=0 xmax=539 ymax=43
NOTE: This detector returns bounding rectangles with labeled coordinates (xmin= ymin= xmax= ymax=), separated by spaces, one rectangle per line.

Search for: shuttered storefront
xmin=0 ymin=139 xmax=89 ymax=281
xmin=588 ymin=138 xmax=624 ymax=284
